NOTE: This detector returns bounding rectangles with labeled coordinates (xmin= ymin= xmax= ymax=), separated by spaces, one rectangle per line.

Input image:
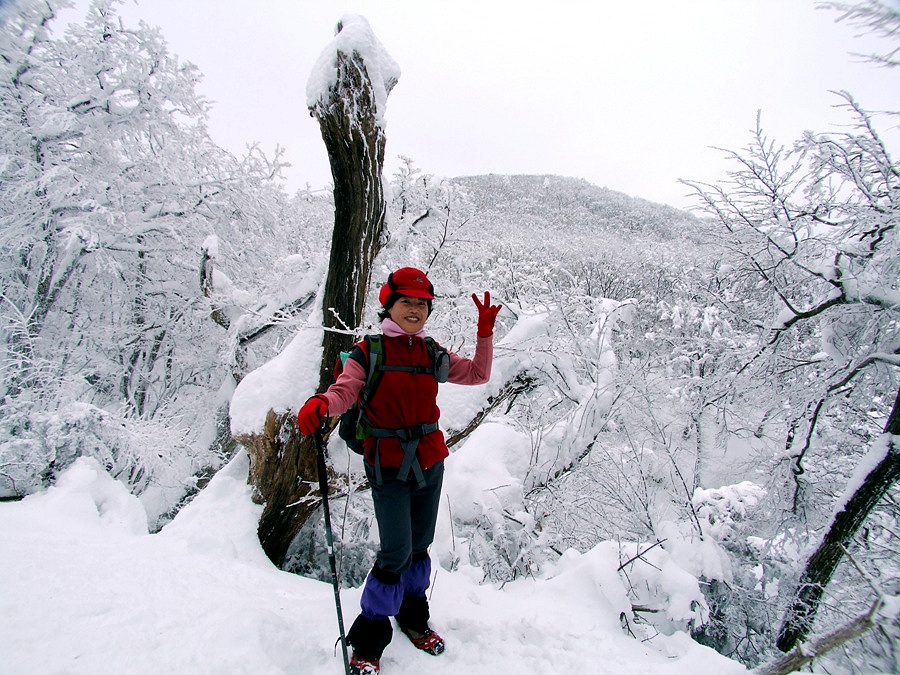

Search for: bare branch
xmin=755 ymin=597 xmax=885 ymax=675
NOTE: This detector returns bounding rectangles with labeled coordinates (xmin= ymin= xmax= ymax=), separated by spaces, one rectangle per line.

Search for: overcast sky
xmin=65 ymin=0 xmax=899 ymax=209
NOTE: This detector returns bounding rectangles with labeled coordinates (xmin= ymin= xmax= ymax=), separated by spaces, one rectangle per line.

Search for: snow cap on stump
xmin=306 ymin=14 xmax=400 ymax=126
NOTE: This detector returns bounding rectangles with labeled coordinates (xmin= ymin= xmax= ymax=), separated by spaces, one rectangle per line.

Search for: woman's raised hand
xmin=472 ymin=292 xmax=502 ymax=337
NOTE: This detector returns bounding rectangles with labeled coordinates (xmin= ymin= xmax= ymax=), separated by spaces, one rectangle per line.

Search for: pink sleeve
xmin=321 ymin=358 xmax=366 ymax=416
xmin=447 ymin=334 xmax=493 ymax=385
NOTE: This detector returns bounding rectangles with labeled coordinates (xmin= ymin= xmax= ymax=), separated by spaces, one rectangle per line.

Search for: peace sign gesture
xmin=472 ymin=291 xmax=502 ymax=337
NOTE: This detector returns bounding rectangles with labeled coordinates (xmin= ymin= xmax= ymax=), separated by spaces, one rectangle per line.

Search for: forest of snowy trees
xmin=1 ymin=1 xmax=898 ymax=673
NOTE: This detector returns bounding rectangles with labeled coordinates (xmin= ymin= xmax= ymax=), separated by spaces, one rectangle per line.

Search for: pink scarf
xmin=381 ymin=317 xmax=425 ymax=338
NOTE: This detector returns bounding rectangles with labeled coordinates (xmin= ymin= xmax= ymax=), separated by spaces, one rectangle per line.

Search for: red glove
xmin=297 ymin=395 xmax=328 ymax=436
xmin=472 ymin=292 xmax=502 ymax=337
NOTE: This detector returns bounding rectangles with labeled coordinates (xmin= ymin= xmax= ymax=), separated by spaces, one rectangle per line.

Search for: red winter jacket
xmin=321 ymin=318 xmax=493 ymax=471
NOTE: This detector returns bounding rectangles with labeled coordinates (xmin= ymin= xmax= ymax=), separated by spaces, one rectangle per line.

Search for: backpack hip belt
xmin=369 ymin=421 xmax=439 ymax=487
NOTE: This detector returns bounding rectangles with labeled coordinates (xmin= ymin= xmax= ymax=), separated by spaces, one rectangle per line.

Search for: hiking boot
xmin=399 ymin=626 xmax=445 ymax=655
xmin=349 ymin=652 xmax=380 ymax=675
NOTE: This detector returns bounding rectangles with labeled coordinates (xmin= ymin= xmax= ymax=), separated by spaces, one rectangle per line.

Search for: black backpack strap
xmin=379 ymin=364 xmax=434 ymax=374
xmin=345 ymin=344 xmax=366 ymax=369
xmin=357 ymin=334 xmax=385 ymax=410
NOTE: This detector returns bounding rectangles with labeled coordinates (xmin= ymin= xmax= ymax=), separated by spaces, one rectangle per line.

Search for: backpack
xmin=336 ymin=334 xmax=449 ymax=454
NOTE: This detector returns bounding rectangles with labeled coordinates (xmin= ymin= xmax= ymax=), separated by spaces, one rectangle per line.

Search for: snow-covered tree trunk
xmin=776 ymin=385 xmax=900 ymax=651
xmin=758 ymin=597 xmax=886 ymax=675
xmin=244 ymin=16 xmax=398 ymax=565
xmin=310 ymin=24 xmax=395 ymax=389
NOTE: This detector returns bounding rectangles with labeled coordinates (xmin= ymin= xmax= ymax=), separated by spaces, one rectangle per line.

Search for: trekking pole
xmin=314 ymin=426 xmax=351 ymax=675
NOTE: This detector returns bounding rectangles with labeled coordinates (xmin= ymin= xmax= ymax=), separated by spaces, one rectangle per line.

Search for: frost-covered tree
xmin=684 ymin=78 xmax=899 ymax=668
xmin=0 ymin=0 xmax=299 ymax=520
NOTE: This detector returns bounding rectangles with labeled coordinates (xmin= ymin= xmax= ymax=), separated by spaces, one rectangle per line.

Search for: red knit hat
xmin=378 ymin=267 xmax=435 ymax=307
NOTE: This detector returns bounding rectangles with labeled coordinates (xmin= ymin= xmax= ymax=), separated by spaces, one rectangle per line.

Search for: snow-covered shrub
xmin=613 ymin=485 xmax=764 ymax=643
xmin=616 ymin=536 xmax=712 ymax=636
xmin=438 ymin=422 xmax=552 ymax=582
xmin=26 ymin=455 xmax=150 ymax=536
xmin=693 ymin=482 xmax=766 ymax=543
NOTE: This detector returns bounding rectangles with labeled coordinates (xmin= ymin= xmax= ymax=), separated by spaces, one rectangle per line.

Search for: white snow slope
xmin=0 ymin=452 xmax=747 ymax=674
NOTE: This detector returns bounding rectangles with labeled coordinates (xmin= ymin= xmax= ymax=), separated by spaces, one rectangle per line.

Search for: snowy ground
xmin=1 ymin=452 xmax=747 ymax=675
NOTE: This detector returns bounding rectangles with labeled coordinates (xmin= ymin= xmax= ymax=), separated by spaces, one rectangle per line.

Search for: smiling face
xmin=388 ymin=295 xmax=430 ymax=333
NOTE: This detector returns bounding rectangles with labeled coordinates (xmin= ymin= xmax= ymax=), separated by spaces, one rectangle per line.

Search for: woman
xmin=297 ymin=267 xmax=501 ymax=675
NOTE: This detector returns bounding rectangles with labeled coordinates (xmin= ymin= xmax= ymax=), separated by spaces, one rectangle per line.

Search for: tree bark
xmin=239 ymin=409 xmax=322 ymax=566
xmin=238 ymin=25 xmax=394 ymax=567
xmin=775 ymin=384 xmax=900 ymax=652
xmin=312 ymin=45 xmax=391 ymax=390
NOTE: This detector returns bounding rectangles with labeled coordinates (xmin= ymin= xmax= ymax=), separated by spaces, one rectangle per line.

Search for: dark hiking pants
xmin=348 ymin=460 xmax=444 ymax=659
